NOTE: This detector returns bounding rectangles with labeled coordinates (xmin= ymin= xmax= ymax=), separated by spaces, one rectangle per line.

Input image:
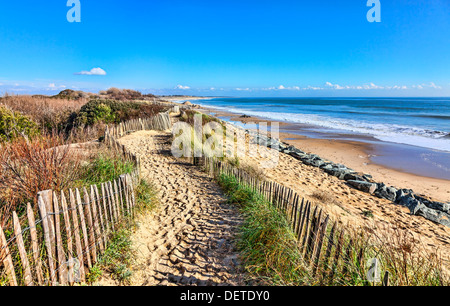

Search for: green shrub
xmin=74 ymin=99 xmax=165 ymax=127
xmin=77 ymin=152 xmax=135 ymax=186
xmin=0 ymin=106 xmax=40 ymax=142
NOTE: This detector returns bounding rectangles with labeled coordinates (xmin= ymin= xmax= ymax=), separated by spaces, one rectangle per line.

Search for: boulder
xmin=343 ymin=172 xmax=366 ymax=182
xmin=398 ymin=195 xmax=425 ymax=215
xmin=416 ymin=207 xmax=450 ymax=227
xmin=347 ymin=180 xmax=378 ymax=194
xmin=374 ymin=184 xmax=398 ymax=202
xmin=395 ymin=189 xmax=414 ymax=203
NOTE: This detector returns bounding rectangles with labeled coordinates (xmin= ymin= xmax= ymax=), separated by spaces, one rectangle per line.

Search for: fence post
xmin=12 ymin=212 xmax=34 ymax=286
xmin=94 ymin=185 xmax=108 ymax=248
xmin=52 ymin=192 xmax=67 ymax=285
xmin=60 ymin=192 xmax=74 ymax=285
xmin=0 ymin=223 xmax=17 ymax=286
xmin=83 ymin=187 xmax=97 ymax=264
xmin=69 ymin=189 xmax=86 ymax=283
xmin=37 ymin=192 xmax=57 ymax=286
xmin=90 ymin=186 xmax=104 ymax=253
xmin=75 ymin=188 xmax=92 ymax=269
xmin=26 ymin=203 xmax=44 ymax=285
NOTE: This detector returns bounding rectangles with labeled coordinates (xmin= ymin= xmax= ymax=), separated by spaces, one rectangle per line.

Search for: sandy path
xmin=99 ymin=130 xmax=244 ymax=286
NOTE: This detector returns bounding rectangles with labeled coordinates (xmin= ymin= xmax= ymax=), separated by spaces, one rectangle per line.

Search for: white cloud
xmin=47 ymin=83 xmax=66 ymax=90
xmin=236 ymin=88 xmax=250 ymax=91
xmin=262 ymin=85 xmax=301 ymax=91
xmin=427 ymin=82 xmax=441 ymax=89
xmin=176 ymin=84 xmax=190 ymax=90
xmin=74 ymin=67 xmax=107 ymax=76
xmin=325 ymin=82 xmax=344 ymax=90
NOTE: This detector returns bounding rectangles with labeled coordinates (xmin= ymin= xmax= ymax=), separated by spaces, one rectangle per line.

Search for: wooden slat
xmin=108 ymin=182 xmax=118 ymax=222
xmin=127 ymin=174 xmax=137 ymax=212
xmin=40 ymin=191 xmax=56 ymax=261
xmin=26 ymin=203 xmax=44 ymax=285
xmin=94 ymin=185 xmax=108 ymax=248
xmin=60 ymin=192 xmax=74 ymax=285
xmin=90 ymin=186 xmax=104 ymax=253
xmin=101 ymin=183 xmax=112 ymax=230
xmin=75 ymin=188 xmax=91 ymax=269
xmin=323 ymin=222 xmax=336 ymax=272
xmin=114 ymin=180 xmax=123 ymax=218
xmin=104 ymin=183 xmax=115 ymax=228
xmin=121 ymin=176 xmax=130 ymax=216
xmin=301 ymin=204 xmax=315 ymax=251
xmin=382 ymin=271 xmax=390 ymax=286
xmin=0 ymin=223 xmax=17 ymax=286
xmin=83 ymin=187 xmax=97 ymax=264
xmin=118 ymin=178 xmax=127 ymax=217
xmin=306 ymin=208 xmax=321 ymax=260
xmin=312 ymin=215 xmax=330 ymax=277
xmin=52 ymin=192 xmax=67 ymax=285
xmin=295 ymin=198 xmax=304 ymax=238
xmin=69 ymin=189 xmax=85 ymax=282
xmin=13 ymin=211 xmax=34 ymax=286
xmin=329 ymin=230 xmax=344 ymax=285
xmin=37 ymin=192 xmax=57 ymax=286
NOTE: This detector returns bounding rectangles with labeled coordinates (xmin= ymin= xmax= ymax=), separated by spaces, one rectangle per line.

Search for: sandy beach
xmin=96 ymin=114 xmax=450 ymax=285
xmin=198 ymin=107 xmax=450 ymax=203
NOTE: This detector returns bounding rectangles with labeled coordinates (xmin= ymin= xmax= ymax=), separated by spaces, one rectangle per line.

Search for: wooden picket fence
xmin=203 ymin=157 xmax=390 ymax=286
xmin=0 ymin=111 xmax=174 ymax=286
xmin=104 ymin=111 xmax=173 ymax=140
xmin=0 ymin=169 xmax=139 ymax=286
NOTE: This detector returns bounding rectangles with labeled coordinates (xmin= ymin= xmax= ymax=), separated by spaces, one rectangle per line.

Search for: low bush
xmin=0 ymin=134 xmax=82 ymax=227
xmin=99 ymin=88 xmax=142 ymax=101
xmin=75 ymin=99 xmax=165 ymax=127
xmin=0 ymin=106 xmax=40 ymax=142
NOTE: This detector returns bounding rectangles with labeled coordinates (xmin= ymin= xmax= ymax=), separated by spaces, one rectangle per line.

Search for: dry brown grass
xmin=0 ymin=94 xmax=88 ymax=132
xmin=0 ymin=133 xmax=83 ymax=227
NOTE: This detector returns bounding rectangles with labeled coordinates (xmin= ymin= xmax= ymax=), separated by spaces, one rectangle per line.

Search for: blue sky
xmin=0 ymin=0 xmax=449 ymax=97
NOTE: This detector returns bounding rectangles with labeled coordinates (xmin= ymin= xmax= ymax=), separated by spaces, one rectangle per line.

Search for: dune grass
xmin=216 ymin=171 xmax=449 ymax=286
xmin=218 ymin=173 xmax=310 ymax=285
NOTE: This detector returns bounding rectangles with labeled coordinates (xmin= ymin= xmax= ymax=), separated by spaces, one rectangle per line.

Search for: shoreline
xmin=198 ymin=106 xmax=450 ymax=203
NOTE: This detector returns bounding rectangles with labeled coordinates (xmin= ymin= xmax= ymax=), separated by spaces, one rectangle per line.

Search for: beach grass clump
xmin=134 ymin=178 xmax=159 ymax=213
xmin=76 ymin=149 xmax=135 ymax=187
xmin=87 ymin=227 xmax=135 ymax=284
xmin=218 ymin=173 xmax=310 ymax=285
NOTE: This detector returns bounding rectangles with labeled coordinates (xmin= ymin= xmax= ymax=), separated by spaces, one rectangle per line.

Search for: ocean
xmin=198 ymin=97 xmax=450 ymax=152
xmin=196 ymin=97 xmax=450 ymax=180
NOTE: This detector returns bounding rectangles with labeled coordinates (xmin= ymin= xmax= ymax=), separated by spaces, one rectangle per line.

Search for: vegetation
xmin=74 ymin=99 xmax=165 ymax=127
xmin=179 ymin=110 xmax=222 ymax=127
xmin=0 ymin=94 xmax=86 ymax=134
xmin=87 ymin=227 xmax=135 ymax=284
xmin=0 ymin=106 xmax=40 ymax=142
xmin=216 ymin=170 xmax=449 ymax=286
xmin=87 ymin=178 xmax=158 ymax=284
